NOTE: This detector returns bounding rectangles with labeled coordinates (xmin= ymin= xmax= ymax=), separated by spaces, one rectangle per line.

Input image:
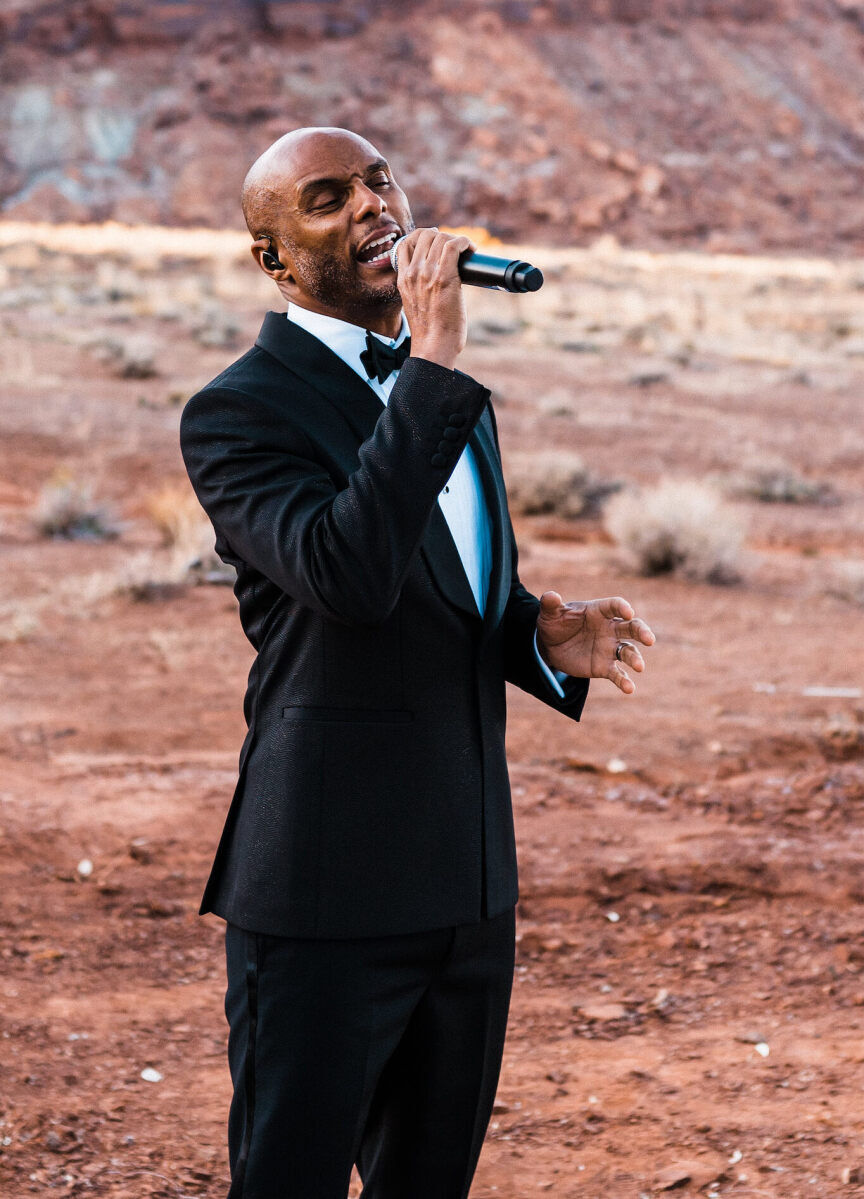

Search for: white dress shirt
xmin=286 ymin=303 xmax=565 ymax=696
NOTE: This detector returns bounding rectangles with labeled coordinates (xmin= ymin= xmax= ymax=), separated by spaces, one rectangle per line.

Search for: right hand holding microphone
xmin=394 ymin=228 xmax=476 ymax=371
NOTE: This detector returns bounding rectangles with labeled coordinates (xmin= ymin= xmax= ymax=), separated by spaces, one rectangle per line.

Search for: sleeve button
xmin=431 ymin=453 xmax=447 ymax=467
xmin=442 ymin=427 xmax=461 ymax=442
xmin=447 ymin=413 xmax=466 ymax=427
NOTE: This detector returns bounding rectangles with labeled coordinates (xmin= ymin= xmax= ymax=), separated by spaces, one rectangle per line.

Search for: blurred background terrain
xmin=2 ymin=3 xmax=864 ymax=1198
xmin=4 ymin=0 xmax=864 ymax=251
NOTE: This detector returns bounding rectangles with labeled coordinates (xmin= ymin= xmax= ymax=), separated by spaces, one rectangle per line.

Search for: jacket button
xmin=437 ymin=440 xmax=451 ymax=455
xmin=442 ymin=427 xmax=461 ymax=442
xmin=431 ymin=453 xmax=447 ymax=467
xmin=447 ymin=413 xmax=466 ymax=427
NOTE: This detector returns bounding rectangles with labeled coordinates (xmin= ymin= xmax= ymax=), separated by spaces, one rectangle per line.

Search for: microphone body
xmin=389 ymin=237 xmax=543 ymax=293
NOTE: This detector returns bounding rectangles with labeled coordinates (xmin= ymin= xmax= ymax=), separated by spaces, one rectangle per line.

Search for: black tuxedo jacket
xmin=180 ymin=312 xmax=588 ymax=939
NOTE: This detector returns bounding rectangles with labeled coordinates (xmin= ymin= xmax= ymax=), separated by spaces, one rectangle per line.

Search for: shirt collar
xmin=286 ymin=302 xmax=410 ymax=386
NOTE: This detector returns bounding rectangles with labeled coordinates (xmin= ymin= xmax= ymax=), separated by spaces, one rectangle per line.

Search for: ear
xmin=251 ymin=237 xmax=294 ymax=282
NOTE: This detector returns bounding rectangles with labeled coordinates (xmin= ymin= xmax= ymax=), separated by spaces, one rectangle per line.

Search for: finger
xmin=436 ymin=235 xmax=475 ymax=271
xmin=395 ymin=226 xmax=440 ymax=269
xmin=595 ymin=596 xmax=635 ymax=621
xmin=615 ymin=641 xmax=645 ymax=673
xmin=539 ymin=591 xmax=565 ymax=618
xmin=613 ymin=617 xmax=656 ymax=647
xmin=610 ymin=661 xmax=635 ymax=695
xmin=418 ymin=231 xmax=472 ymax=274
xmin=398 ymin=228 xmax=439 ymax=269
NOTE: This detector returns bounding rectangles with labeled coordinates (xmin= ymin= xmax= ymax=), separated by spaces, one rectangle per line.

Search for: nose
xmin=352 ymin=181 xmax=386 ymax=222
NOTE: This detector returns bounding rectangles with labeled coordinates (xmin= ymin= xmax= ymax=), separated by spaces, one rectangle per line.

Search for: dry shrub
xmin=604 ymin=480 xmax=745 ymax=582
xmin=0 ymin=605 xmax=40 ymax=643
xmin=827 ymin=561 xmax=864 ymax=607
xmin=33 ymin=468 xmax=119 ymax=540
xmin=724 ymin=457 xmax=837 ymax=505
xmin=143 ymin=482 xmax=232 ymax=585
xmin=506 ymin=451 xmax=619 ymax=519
xmin=89 ymin=334 xmax=157 ymax=378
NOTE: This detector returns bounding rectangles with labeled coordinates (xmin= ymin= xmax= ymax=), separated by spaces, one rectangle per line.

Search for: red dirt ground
xmin=1 ymin=230 xmax=864 ymax=1198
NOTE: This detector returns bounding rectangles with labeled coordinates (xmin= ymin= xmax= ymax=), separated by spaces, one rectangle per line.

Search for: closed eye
xmin=311 ymin=192 xmax=343 ymax=211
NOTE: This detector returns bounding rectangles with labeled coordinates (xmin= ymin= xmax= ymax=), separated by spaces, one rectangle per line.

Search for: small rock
xmin=76 ymin=859 xmax=93 ymax=878
xmin=140 ymin=1067 xmax=163 ymax=1083
xmin=128 ymin=838 xmax=152 ymax=864
xmin=576 ymin=1001 xmax=628 ymax=1021
xmin=654 ymin=1165 xmax=693 ymax=1190
xmin=655 ymin=1159 xmax=724 ymax=1191
xmin=606 ymin=757 xmax=627 ymax=774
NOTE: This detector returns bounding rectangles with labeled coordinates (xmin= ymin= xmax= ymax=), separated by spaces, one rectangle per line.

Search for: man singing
xmin=180 ymin=126 xmax=655 ymax=1199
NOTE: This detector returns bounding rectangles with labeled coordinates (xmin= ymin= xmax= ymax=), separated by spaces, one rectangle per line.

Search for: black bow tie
xmin=360 ymin=331 xmax=411 ymax=384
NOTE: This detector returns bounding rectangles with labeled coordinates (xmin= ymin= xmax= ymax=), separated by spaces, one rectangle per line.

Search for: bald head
xmin=241 ymin=127 xmax=383 ymax=239
xmin=239 ymin=125 xmax=413 ymax=334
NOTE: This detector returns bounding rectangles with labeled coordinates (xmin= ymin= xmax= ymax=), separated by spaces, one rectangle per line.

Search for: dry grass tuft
xmin=0 ymin=605 xmax=41 ymax=643
xmin=143 ymin=482 xmax=233 ymax=585
xmin=32 ymin=469 xmax=119 ymax=541
xmin=826 ymin=560 xmax=864 ymax=607
xmin=723 ymin=457 xmax=838 ymax=505
xmin=89 ymin=334 xmax=158 ymax=379
xmin=604 ymin=480 xmax=745 ymax=582
xmin=506 ymin=451 xmax=619 ymax=519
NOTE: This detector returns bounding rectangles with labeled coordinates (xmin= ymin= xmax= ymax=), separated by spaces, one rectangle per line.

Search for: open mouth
xmin=356 ymin=230 xmax=400 ymax=267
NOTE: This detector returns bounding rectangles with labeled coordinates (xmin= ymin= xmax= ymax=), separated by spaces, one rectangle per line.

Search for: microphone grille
xmin=389 ymin=235 xmax=406 ymax=273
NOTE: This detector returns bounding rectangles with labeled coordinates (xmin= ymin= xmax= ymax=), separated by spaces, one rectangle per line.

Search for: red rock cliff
xmin=3 ymin=0 xmax=864 ymax=250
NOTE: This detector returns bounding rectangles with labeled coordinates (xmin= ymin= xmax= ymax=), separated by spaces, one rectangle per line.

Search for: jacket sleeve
xmin=499 ymin=532 xmax=590 ymax=721
xmin=486 ymin=405 xmax=590 ymax=722
xmin=180 ymin=357 xmax=490 ymax=627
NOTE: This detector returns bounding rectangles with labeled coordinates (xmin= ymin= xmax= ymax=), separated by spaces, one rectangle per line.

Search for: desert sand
xmin=1 ymin=225 xmax=864 ymax=1197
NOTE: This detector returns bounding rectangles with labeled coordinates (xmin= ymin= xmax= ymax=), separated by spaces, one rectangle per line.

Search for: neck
xmin=280 ymin=288 xmax=403 ymax=339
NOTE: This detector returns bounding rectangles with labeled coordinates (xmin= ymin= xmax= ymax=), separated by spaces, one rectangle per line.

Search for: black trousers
xmin=224 ymin=906 xmax=515 ymax=1199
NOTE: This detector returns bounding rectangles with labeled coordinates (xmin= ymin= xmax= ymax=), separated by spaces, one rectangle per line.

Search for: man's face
xmin=273 ymin=133 xmax=414 ymax=321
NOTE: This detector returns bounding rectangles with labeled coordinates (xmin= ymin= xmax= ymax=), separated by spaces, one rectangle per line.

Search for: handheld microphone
xmin=388 ymin=237 xmax=543 ymax=293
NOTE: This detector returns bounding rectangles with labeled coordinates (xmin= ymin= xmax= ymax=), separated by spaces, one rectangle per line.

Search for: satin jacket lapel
xmin=420 ymin=506 xmax=481 ymax=619
xmin=471 ymin=413 xmax=511 ymax=636
xmin=420 ymin=411 xmax=511 ymax=627
xmin=255 ymin=311 xmax=384 ymax=443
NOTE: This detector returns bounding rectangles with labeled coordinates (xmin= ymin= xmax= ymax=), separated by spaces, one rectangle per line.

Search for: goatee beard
xmin=286 ymin=221 xmax=414 ymax=312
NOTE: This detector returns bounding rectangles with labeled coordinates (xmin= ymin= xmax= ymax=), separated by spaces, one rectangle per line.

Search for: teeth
xmin=363 ymin=232 xmax=397 ymax=254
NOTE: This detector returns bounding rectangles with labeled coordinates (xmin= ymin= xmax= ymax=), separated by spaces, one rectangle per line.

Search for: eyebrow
xmin=297 ymin=159 xmax=391 ymax=206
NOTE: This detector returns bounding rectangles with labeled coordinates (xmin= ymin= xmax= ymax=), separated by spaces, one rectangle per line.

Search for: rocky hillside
xmin=3 ymin=0 xmax=864 ymax=251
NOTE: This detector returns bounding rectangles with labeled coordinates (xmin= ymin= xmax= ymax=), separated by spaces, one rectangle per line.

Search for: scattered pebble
xmin=605 ymin=911 xmax=621 ymax=923
xmin=577 ymin=1001 xmax=628 ymax=1021
xmin=140 ymin=1067 xmax=163 ymax=1083
xmin=755 ymin=1042 xmax=770 ymax=1057
xmin=606 ymin=757 xmax=627 ymax=774
xmin=728 ymin=1149 xmax=743 ymax=1165
xmin=76 ymin=859 xmax=93 ymax=878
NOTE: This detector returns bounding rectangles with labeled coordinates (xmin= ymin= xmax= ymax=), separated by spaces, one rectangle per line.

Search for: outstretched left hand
xmin=536 ymin=592 xmax=656 ymax=695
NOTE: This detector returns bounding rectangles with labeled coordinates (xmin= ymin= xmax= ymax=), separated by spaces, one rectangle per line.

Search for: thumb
xmin=539 ymin=591 xmax=564 ymax=618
